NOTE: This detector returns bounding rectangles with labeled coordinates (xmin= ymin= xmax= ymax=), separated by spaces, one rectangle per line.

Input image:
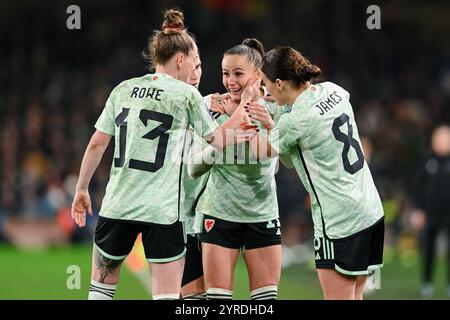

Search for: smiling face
xmin=222 ymin=54 xmax=259 ymax=103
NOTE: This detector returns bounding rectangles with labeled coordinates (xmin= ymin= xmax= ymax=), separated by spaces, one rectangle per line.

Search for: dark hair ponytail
xmin=242 ymin=38 xmax=265 ymax=58
xmin=224 ymin=38 xmax=265 ymax=68
xmin=261 ymin=46 xmax=321 ymax=87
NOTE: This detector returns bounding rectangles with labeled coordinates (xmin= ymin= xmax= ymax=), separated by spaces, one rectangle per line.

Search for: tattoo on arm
xmin=94 ymin=246 xmax=123 ymax=283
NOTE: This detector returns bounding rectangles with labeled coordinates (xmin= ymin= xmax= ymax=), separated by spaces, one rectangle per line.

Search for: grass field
xmin=0 ymin=244 xmax=448 ymax=300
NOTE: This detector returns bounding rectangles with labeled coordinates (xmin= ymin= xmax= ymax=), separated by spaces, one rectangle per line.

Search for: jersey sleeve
xmin=94 ymin=89 xmax=116 ymax=136
xmin=268 ymin=109 xmax=310 ymax=154
xmin=187 ymin=90 xmax=219 ymax=138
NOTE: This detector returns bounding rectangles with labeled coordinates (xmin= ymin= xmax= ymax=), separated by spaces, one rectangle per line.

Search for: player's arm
xmin=187 ymin=144 xmax=222 ymax=178
xmin=186 ymin=128 xmax=220 ymax=178
xmin=248 ymin=132 xmax=278 ymax=161
xmin=243 ymin=101 xmax=278 ymax=161
xmin=199 ymin=78 xmax=260 ymax=150
xmin=247 ymin=109 xmax=305 ymax=161
xmin=190 ymin=92 xmax=259 ymax=177
xmin=244 ymin=101 xmax=275 ymax=130
xmin=188 ymin=126 xmax=256 ymax=177
xmin=233 ymin=125 xmax=298 ymax=166
xmin=72 ymin=130 xmax=112 ymax=227
xmin=245 ymin=98 xmax=296 ymax=161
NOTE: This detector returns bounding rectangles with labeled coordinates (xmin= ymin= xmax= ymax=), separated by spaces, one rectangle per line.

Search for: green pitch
xmin=0 ymin=244 xmax=448 ymax=300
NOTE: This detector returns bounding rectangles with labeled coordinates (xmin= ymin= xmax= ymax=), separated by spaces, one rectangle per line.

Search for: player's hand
xmin=241 ymin=77 xmax=262 ymax=103
xmin=221 ymin=96 xmax=238 ymax=117
xmin=235 ymin=124 xmax=259 ymax=143
xmin=210 ymin=93 xmax=227 ymax=114
xmin=71 ymin=189 xmax=93 ymax=228
xmin=211 ymin=94 xmax=236 ymax=117
xmin=244 ymin=102 xmax=275 ymax=130
xmin=222 ymin=124 xmax=259 ymax=146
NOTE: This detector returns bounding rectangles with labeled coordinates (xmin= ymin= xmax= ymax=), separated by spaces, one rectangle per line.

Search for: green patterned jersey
xmin=94 ymin=73 xmax=218 ymax=225
xmin=195 ymin=96 xmax=284 ymax=223
xmin=268 ymin=81 xmax=384 ymax=239
xmin=181 ymin=129 xmax=211 ymax=234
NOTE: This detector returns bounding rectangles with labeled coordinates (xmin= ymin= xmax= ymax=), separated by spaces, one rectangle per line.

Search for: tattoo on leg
xmin=94 ymin=247 xmax=122 ymax=283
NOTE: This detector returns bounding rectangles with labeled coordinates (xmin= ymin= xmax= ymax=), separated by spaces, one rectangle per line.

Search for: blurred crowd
xmin=0 ymin=0 xmax=449 ymax=263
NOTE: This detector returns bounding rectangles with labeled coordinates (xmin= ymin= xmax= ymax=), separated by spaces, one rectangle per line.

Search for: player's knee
xmin=91 ymin=248 xmax=124 ymax=283
xmin=206 ymin=287 xmax=233 ymax=300
xmin=91 ymin=259 xmax=123 ymax=279
xmin=250 ymin=285 xmax=278 ymax=300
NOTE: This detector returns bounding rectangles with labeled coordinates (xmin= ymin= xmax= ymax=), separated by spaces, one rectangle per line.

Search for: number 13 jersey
xmin=94 ymin=73 xmax=218 ymax=225
xmin=268 ymin=81 xmax=384 ymax=239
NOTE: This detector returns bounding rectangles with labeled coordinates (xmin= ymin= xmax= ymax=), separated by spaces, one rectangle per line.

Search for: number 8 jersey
xmin=268 ymin=81 xmax=384 ymax=240
xmin=94 ymin=73 xmax=218 ymax=225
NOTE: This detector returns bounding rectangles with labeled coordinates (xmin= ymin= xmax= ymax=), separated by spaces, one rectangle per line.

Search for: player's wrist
xmin=75 ymin=185 xmax=89 ymax=193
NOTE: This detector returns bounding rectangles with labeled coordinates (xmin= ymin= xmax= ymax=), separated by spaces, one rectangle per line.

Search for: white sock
xmin=250 ymin=285 xmax=278 ymax=300
xmin=88 ymin=280 xmax=117 ymax=300
xmin=153 ymin=293 xmax=180 ymax=300
xmin=207 ymin=288 xmax=233 ymax=300
xmin=183 ymin=292 xmax=207 ymax=300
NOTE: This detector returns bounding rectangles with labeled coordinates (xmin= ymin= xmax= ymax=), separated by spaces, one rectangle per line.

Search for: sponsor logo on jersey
xmin=204 ymin=219 xmax=215 ymax=232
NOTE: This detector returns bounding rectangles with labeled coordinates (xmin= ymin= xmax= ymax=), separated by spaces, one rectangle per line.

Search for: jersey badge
xmin=204 ymin=219 xmax=215 ymax=232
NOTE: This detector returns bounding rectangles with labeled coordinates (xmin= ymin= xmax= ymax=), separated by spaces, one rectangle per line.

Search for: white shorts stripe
xmin=330 ymin=241 xmax=334 ymax=259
